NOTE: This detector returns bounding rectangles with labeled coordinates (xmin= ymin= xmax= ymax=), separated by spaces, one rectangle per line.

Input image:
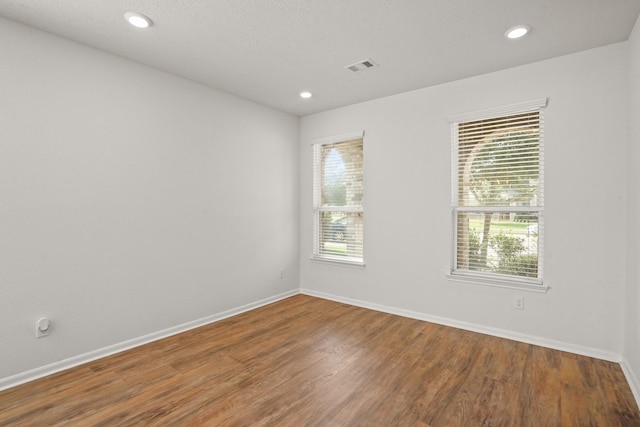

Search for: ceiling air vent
xmin=345 ymin=59 xmax=379 ymax=72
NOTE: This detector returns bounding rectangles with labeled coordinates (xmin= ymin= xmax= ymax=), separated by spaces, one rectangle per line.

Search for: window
xmin=449 ymin=99 xmax=546 ymax=289
xmin=312 ymin=131 xmax=364 ymax=265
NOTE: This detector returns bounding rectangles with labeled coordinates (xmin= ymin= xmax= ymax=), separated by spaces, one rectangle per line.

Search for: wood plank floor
xmin=0 ymin=294 xmax=638 ymax=426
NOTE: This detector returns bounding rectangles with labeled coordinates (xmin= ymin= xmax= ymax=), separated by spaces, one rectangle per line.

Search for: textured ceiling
xmin=1 ymin=0 xmax=639 ymax=116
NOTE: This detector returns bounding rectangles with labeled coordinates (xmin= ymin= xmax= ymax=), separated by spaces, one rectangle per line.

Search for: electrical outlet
xmin=514 ymin=296 xmax=524 ymax=310
xmin=280 ymin=269 xmax=285 ymax=279
xmin=36 ymin=317 xmax=51 ymax=338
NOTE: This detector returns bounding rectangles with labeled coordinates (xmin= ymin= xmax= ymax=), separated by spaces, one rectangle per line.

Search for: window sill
xmin=310 ymin=255 xmax=365 ymax=268
xmin=446 ymin=273 xmax=549 ymax=293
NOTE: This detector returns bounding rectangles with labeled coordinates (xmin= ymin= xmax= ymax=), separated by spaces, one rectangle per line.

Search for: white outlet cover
xmin=36 ymin=317 xmax=51 ymax=338
xmin=514 ymin=297 xmax=524 ymax=310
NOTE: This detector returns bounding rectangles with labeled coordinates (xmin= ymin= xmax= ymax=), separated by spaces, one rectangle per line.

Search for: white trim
xmin=310 ymin=255 xmax=366 ymax=268
xmin=299 ymin=288 xmax=620 ymax=363
xmin=446 ymin=273 xmax=548 ymax=292
xmin=448 ymin=98 xmax=548 ymax=123
xmin=621 ymin=357 xmax=640 ymax=409
xmin=450 ymin=101 xmax=545 ymax=285
xmin=317 ymin=206 xmax=364 ymax=213
xmin=450 ymin=121 xmax=460 ymax=205
xmin=0 ymin=289 xmax=299 ymax=392
xmin=312 ymin=130 xmax=364 ymax=146
xmin=2 ymin=287 xmax=633 ymax=403
xmin=312 ymin=135 xmax=365 ymax=264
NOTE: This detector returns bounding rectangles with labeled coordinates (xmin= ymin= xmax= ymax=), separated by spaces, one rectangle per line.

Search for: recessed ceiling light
xmin=300 ymin=91 xmax=313 ymax=99
xmin=505 ymin=25 xmax=531 ymax=39
xmin=124 ymin=12 xmax=153 ymax=29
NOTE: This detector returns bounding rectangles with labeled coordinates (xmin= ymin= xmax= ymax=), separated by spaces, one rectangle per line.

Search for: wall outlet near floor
xmin=36 ymin=317 xmax=51 ymax=338
xmin=280 ymin=269 xmax=285 ymax=279
xmin=514 ymin=296 xmax=525 ymax=310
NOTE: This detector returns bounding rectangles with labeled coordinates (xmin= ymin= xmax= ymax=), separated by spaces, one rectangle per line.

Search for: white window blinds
xmin=313 ymin=132 xmax=364 ymax=264
xmin=450 ymin=100 xmax=545 ymax=284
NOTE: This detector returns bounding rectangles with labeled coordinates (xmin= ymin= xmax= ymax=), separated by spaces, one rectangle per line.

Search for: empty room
xmin=1 ymin=0 xmax=640 ymax=425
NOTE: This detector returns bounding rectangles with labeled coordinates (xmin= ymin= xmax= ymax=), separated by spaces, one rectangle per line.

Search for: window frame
xmin=311 ymin=131 xmax=365 ymax=267
xmin=447 ymin=99 xmax=548 ymax=292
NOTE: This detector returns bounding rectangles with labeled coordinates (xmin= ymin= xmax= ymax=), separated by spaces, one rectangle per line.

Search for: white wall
xmin=300 ymin=43 xmax=629 ymax=357
xmin=625 ymin=14 xmax=640 ymax=397
xmin=0 ymin=17 xmax=299 ymax=380
xmin=2 ymin=11 xmax=636 ymax=394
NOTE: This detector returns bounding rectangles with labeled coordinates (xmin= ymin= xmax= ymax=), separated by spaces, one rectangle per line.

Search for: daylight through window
xmin=451 ymin=100 xmax=545 ymax=285
xmin=313 ymin=133 xmax=364 ymax=265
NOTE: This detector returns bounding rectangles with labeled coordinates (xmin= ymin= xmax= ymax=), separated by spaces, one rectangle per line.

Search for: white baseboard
xmin=0 ymin=289 xmax=299 ymax=392
xmin=621 ymin=357 xmax=640 ymax=409
xmin=300 ymin=288 xmax=621 ymax=363
xmin=4 ymin=287 xmax=633 ymax=402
